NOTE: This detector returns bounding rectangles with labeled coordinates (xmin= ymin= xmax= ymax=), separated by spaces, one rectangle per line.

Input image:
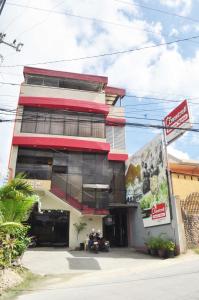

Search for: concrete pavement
xmin=17 ymin=250 xmax=199 ymax=300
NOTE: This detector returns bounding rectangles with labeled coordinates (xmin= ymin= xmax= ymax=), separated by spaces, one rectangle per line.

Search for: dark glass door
xmin=29 ymin=210 xmax=69 ymax=246
xmin=103 ymin=208 xmax=128 ymax=247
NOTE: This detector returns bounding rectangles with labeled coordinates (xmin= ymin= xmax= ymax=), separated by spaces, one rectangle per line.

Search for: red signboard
xmin=152 ymin=203 xmax=166 ymax=220
xmin=163 ymin=100 xmax=191 ymax=144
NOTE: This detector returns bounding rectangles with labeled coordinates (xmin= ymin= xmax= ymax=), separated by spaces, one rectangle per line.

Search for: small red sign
xmin=152 ymin=203 xmax=166 ymax=220
xmin=163 ymin=100 xmax=191 ymax=144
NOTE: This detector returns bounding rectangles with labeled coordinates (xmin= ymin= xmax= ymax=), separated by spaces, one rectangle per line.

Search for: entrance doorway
xmin=103 ymin=208 xmax=128 ymax=247
xmin=29 ymin=210 xmax=70 ymax=247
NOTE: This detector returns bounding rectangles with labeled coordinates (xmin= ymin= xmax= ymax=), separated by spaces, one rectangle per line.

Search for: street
xmin=16 ymin=251 xmax=199 ymax=300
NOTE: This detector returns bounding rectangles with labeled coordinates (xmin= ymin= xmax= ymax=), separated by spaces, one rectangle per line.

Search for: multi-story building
xmin=9 ymin=67 xmax=128 ymax=248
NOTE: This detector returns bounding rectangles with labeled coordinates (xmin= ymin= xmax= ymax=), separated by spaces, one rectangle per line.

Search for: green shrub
xmin=164 ymin=240 xmax=175 ymax=251
xmin=0 ymin=224 xmax=31 ymax=268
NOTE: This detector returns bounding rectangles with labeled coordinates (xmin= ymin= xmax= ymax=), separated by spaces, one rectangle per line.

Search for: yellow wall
xmin=172 ymin=173 xmax=199 ymax=200
xmin=38 ymin=190 xmax=103 ymax=249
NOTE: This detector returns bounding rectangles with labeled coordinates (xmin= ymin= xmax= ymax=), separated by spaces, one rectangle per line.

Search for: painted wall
xmin=129 ymin=197 xmax=182 ymax=253
xmin=9 ymin=146 xmax=18 ymax=177
xmin=20 ymin=84 xmax=105 ymax=104
xmin=172 ymin=173 xmax=199 ymax=200
xmin=38 ymin=190 xmax=103 ymax=249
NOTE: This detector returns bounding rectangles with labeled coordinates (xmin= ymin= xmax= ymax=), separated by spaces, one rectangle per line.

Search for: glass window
xmin=79 ymin=114 xmax=91 ymax=137
xmin=16 ymin=164 xmax=51 ymax=180
xmin=64 ymin=113 xmax=78 ymax=136
xmin=50 ymin=112 xmax=64 ymax=135
xmin=36 ymin=111 xmax=51 ymax=134
xmin=82 ymin=189 xmax=96 ymax=208
xmin=44 ymin=77 xmax=59 ymax=87
xmin=92 ymin=115 xmax=105 ymax=138
xmin=26 ymin=76 xmax=44 ymax=85
xmin=21 ymin=109 xmax=37 ymax=133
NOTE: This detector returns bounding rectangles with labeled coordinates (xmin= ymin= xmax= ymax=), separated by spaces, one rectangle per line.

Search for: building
xmin=9 ymin=66 xmax=128 ymax=248
xmin=169 ymin=154 xmax=199 ymax=200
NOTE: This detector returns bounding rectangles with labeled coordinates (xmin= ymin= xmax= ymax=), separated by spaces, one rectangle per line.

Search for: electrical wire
xmin=4 ymin=2 xmax=166 ymax=37
xmin=112 ymin=0 xmax=199 ymax=24
xmin=1 ymin=34 xmax=199 ymax=68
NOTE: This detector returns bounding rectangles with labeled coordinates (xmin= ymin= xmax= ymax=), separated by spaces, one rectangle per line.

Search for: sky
xmin=0 ymin=0 xmax=199 ymax=176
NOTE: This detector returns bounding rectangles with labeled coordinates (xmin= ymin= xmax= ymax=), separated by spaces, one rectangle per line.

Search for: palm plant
xmin=0 ymin=174 xmax=37 ymax=267
xmin=0 ymin=173 xmax=37 ymax=224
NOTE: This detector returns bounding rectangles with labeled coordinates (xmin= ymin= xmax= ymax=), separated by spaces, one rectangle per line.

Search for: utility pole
xmin=0 ymin=0 xmax=6 ymax=15
xmin=0 ymin=33 xmax=24 ymax=52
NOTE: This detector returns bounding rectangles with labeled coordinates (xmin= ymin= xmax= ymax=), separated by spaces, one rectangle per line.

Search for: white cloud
xmin=169 ymin=28 xmax=179 ymax=37
xmin=160 ymin=0 xmax=192 ymax=16
xmin=0 ymin=0 xmax=198 ymax=172
xmin=168 ymin=145 xmax=190 ymax=160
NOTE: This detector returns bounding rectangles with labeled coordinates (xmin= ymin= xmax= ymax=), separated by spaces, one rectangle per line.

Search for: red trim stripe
xmin=13 ymin=136 xmax=110 ymax=152
xmin=105 ymin=86 xmax=126 ymax=97
xmin=19 ymin=96 xmax=109 ymax=115
xmin=24 ymin=66 xmax=108 ymax=84
xmin=108 ymin=153 xmax=128 ymax=161
xmin=106 ymin=117 xmax=126 ymax=126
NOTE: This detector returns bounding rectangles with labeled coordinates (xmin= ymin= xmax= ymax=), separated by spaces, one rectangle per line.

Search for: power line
xmin=1 ymin=34 xmax=199 ymax=68
xmin=5 ymin=1 xmax=159 ymax=37
xmin=0 ymin=116 xmax=197 ymax=134
xmin=112 ymin=0 xmax=199 ymax=24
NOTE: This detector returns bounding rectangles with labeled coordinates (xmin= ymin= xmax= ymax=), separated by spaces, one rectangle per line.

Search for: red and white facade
xmin=9 ymin=67 xmax=128 ymax=248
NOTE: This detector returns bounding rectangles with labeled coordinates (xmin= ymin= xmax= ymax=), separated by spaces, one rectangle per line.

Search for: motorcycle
xmin=88 ymin=231 xmax=110 ymax=253
xmin=98 ymin=237 xmax=110 ymax=252
xmin=88 ymin=232 xmax=99 ymax=253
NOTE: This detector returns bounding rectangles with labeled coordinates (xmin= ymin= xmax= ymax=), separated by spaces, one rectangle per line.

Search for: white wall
xmin=20 ymin=84 xmax=105 ymax=104
xmin=39 ymin=190 xmax=103 ymax=249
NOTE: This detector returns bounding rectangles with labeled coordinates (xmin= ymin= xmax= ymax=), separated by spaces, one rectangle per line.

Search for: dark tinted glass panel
xmin=16 ymin=164 xmax=51 ymax=180
xmin=79 ymin=115 xmax=91 ymax=137
xmin=53 ymin=165 xmax=68 ymax=174
xmin=26 ymin=76 xmax=44 ymax=85
xmin=21 ymin=108 xmax=105 ymax=138
xmin=44 ymin=77 xmax=59 ymax=87
xmin=36 ymin=111 xmax=51 ymax=134
xmin=64 ymin=114 xmax=78 ymax=136
xmin=50 ymin=112 xmax=64 ymax=135
xmin=21 ymin=109 xmax=37 ymax=133
xmin=82 ymin=189 xmax=95 ymax=207
xmin=92 ymin=115 xmax=105 ymax=138
xmin=16 ymin=148 xmax=125 ymax=206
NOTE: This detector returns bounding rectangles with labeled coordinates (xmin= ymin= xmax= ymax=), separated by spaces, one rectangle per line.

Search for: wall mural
xmin=125 ymin=135 xmax=171 ymax=227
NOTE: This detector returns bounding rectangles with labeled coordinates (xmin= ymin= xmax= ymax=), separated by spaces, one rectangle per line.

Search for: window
xmin=79 ymin=114 xmax=91 ymax=137
xmin=16 ymin=148 xmax=125 ymax=205
xmin=21 ymin=108 xmax=105 ymax=138
xmin=44 ymin=77 xmax=59 ymax=87
xmin=82 ymin=189 xmax=109 ymax=209
xmin=36 ymin=111 xmax=51 ymax=134
xmin=92 ymin=115 xmax=105 ymax=138
xmin=64 ymin=114 xmax=78 ymax=136
xmin=21 ymin=109 xmax=37 ymax=133
xmin=26 ymin=76 xmax=44 ymax=85
xmin=50 ymin=112 xmax=64 ymax=135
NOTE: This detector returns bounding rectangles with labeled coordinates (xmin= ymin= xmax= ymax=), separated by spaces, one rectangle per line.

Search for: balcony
xmin=20 ymin=84 xmax=105 ymax=104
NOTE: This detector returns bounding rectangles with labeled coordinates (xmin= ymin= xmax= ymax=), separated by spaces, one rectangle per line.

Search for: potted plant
xmin=73 ymin=222 xmax=87 ymax=250
xmin=164 ymin=240 xmax=175 ymax=258
xmin=157 ymin=239 xmax=167 ymax=259
xmin=148 ymin=237 xmax=158 ymax=256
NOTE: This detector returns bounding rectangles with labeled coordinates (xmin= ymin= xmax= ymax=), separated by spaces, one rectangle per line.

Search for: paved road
xmin=17 ymin=252 xmax=199 ymax=300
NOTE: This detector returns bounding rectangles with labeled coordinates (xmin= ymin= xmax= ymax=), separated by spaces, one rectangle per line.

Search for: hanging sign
xmin=163 ymin=100 xmax=191 ymax=144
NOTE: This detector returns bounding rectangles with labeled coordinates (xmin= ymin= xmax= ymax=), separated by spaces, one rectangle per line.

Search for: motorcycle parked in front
xmin=88 ymin=232 xmax=99 ymax=253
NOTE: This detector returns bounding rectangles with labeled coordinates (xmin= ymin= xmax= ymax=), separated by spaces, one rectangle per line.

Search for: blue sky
xmin=0 ymin=0 xmax=199 ymax=177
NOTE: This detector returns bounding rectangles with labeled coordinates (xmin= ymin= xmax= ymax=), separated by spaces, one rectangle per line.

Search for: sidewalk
xmin=21 ymin=248 xmax=197 ymax=276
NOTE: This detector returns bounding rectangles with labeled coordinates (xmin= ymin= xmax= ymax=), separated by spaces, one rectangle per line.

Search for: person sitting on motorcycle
xmin=88 ymin=228 xmax=96 ymax=249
